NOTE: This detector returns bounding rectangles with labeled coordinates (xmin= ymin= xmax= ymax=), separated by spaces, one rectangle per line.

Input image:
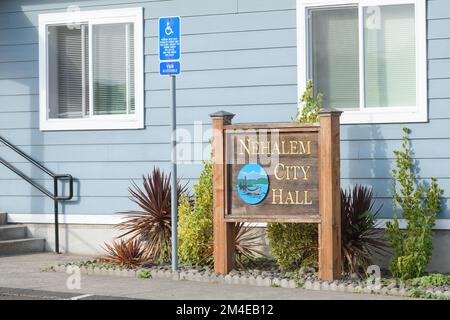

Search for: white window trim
xmin=38 ymin=7 xmax=144 ymax=131
xmin=297 ymin=0 xmax=427 ymax=124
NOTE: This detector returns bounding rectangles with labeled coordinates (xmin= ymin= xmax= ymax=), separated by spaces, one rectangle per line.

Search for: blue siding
xmin=0 ymin=0 xmax=449 ymax=219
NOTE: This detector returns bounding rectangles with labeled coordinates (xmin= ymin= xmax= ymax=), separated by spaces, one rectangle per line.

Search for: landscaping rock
xmin=398 ymin=288 xmax=408 ymax=297
xmin=272 ymin=278 xmax=281 ymax=287
xmin=224 ymin=275 xmax=233 ymax=284
xmin=338 ymin=284 xmax=346 ymax=292
xmin=321 ymin=282 xmax=330 ymax=291
xmin=164 ymin=270 xmax=172 ymax=279
xmin=280 ymin=279 xmax=290 ymax=288
xmin=261 ymin=277 xmax=272 ymax=287
xmin=216 ymin=275 xmax=224 ymax=284
xmin=389 ymin=288 xmax=399 ymax=296
xmin=304 ymin=281 xmax=313 ymax=290
xmin=387 ymin=282 xmax=397 ymax=289
xmin=232 ymin=275 xmax=241 ymax=285
xmin=346 ymin=284 xmax=355 ymax=293
xmin=171 ymin=271 xmax=180 ymax=281
xmin=329 ymin=283 xmax=338 ymax=291
xmin=288 ymin=280 xmax=297 ymax=289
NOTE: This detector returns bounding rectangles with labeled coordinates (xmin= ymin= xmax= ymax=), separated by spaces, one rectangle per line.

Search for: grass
xmin=137 ymin=270 xmax=152 ymax=279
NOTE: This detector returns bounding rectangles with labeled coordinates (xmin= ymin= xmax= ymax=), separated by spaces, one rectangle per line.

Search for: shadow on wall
xmin=343 ymin=124 xmax=390 ymax=219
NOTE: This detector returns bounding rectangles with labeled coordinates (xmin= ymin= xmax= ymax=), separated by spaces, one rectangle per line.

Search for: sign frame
xmin=210 ymin=109 xmax=343 ymax=280
xmin=223 ymin=123 xmax=321 ymax=223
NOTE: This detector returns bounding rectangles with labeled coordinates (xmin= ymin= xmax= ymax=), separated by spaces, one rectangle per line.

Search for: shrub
xmin=267 ymin=223 xmax=318 ymax=270
xmin=178 ymin=161 xmax=265 ymax=267
xmin=117 ymin=167 xmax=188 ymax=264
xmin=268 ymin=184 xmax=387 ymax=272
xmin=100 ymin=238 xmax=149 ymax=268
xmin=341 ymin=185 xmax=387 ymax=275
xmin=178 ymin=161 xmax=214 ymax=265
xmin=267 ymin=80 xmax=322 ymax=271
xmin=386 ymin=128 xmax=443 ymax=280
xmin=294 ymin=79 xmax=323 ymax=124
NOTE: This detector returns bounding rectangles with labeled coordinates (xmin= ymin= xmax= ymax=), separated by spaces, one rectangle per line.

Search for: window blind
xmin=310 ymin=7 xmax=360 ymax=109
xmin=364 ymin=4 xmax=416 ymax=108
xmin=48 ymin=25 xmax=88 ymax=118
xmin=92 ymin=23 xmax=135 ymax=115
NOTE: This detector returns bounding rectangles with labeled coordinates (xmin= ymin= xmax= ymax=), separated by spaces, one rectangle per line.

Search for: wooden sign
xmin=224 ymin=125 xmax=319 ymax=223
xmin=210 ymin=109 xmax=343 ymax=281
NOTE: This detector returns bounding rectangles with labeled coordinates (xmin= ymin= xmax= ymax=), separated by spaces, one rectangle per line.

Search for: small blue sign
xmin=237 ymin=163 xmax=269 ymax=205
xmin=160 ymin=61 xmax=180 ymax=75
xmin=159 ymin=16 xmax=180 ymax=61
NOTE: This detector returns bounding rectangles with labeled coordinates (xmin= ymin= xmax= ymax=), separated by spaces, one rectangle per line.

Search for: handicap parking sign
xmin=159 ymin=16 xmax=181 ymax=75
xmin=160 ymin=61 xmax=180 ymax=75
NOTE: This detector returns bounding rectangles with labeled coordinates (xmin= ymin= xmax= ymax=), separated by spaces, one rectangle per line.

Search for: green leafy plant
xmin=408 ymin=288 xmax=449 ymax=300
xmin=341 ymin=185 xmax=387 ymax=275
xmin=137 ymin=270 xmax=152 ymax=279
xmin=295 ymin=79 xmax=323 ymax=124
xmin=117 ymin=167 xmax=188 ymax=264
xmin=178 ymin=161 xmax=214 ymax=265
xmin=267 ymin=223 xmax=318 ymax=270
xmin=408 ymin=274 xmax=450 ymax=287
xmin=386 ymin=128 xmax=443 ymax=280
xmin=100 ymin=238 xmax=149 ymax=268
xmin=178 ymin=161 xmax=265 ymax=267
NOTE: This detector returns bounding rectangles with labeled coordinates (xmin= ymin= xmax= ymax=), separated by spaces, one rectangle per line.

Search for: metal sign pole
xmin=170 ymin=75 xmax=178 ymax=271
xmin=159 ymin=16 xmax=180 ymax=272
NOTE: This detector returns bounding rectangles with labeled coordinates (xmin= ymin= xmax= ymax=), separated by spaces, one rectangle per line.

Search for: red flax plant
xmin=101 ymin=238 xmax=149 ymax=268
xmin=203 ymin=222 xmax=266 ymax=268
xmin=117 ymin=167 xmax=188 ymax=263
xmin=234 ymin=222 xmax=266 ymax=268
xmin=341 ymin=185 xmax=387 ymax=275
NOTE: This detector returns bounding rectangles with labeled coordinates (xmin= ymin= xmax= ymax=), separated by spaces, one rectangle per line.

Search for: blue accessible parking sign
xmin=160 ymin=61 xmax=180 ymax=75
xmin=159 ymin=16 xmax=181 ymax=75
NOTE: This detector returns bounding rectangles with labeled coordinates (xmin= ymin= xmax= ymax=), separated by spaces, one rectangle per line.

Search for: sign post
xmin=159 ymin=16 xmax=181 ymax=272
xmin=210 ymin=109 xmax=343 ymax=280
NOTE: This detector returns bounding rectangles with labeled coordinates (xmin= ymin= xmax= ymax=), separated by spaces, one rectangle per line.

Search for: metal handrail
xmin=0 ymin=136 xmax=74 ymax=253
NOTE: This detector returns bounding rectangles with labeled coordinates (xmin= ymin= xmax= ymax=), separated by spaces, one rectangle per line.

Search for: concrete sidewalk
xmin=0 ymin=253 xmax=408 ymax=300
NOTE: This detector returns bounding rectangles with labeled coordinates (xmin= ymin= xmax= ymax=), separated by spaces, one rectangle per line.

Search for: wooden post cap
xmin=318 ymin=108 xmax=343 ymax=116
xmin=210 ymin=111 xmax=235 ymax=122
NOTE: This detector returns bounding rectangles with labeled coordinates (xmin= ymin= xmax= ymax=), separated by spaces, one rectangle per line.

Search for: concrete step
xmin=0 ymin=238 xmax=45 ymax=256
xmin=0 ymin=225 xmax=27 ymax=241
xmin=0 ymin=212 xmax=6 ymax=225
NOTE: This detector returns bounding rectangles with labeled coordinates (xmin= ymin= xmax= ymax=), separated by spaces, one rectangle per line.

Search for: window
xmin=39 ymin=8 xmax=144 ymax=130
xmin=297 ymin=0 xmax=427 ymax=124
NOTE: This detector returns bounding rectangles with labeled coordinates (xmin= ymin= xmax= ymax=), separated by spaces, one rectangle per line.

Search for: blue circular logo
xmin=237 ymin=163 xmax=269 ymax=205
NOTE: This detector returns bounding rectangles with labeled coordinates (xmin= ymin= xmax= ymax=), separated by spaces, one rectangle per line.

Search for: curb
xmin=50 ymin=264 xmax=450 ymax=299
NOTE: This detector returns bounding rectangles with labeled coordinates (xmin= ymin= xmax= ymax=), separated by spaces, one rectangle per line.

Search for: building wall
xmin=0 ymin=0 xmax=449 ymax=225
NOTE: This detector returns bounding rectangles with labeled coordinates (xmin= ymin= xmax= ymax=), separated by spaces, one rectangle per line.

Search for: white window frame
xmin=297 ymin=0 xmax=427 ymax=124
xmin=38 ymin=7 xmax=144 ymax=131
